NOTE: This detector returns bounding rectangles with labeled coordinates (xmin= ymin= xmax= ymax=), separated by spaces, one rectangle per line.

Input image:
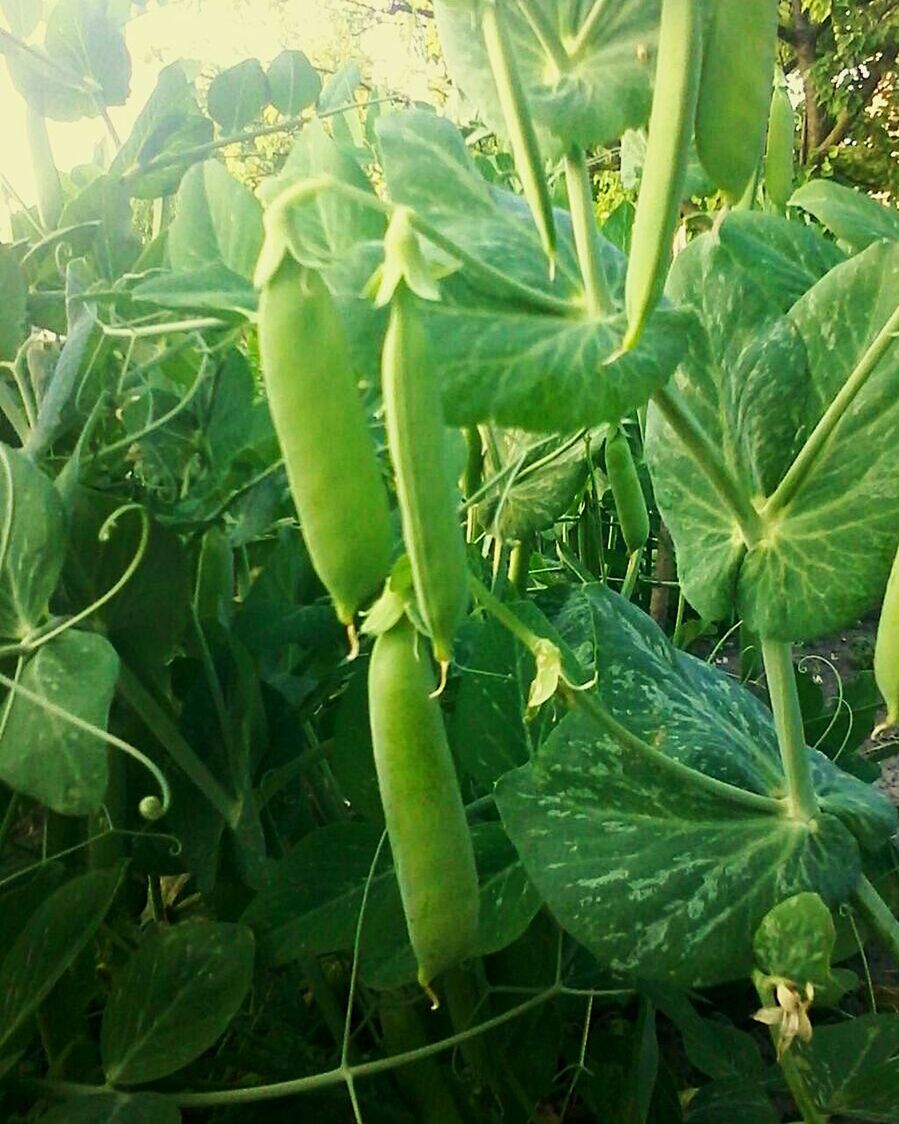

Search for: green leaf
xmin=206 ymin=59 xmax=269 ymax=133
xmin=1 ymin=0 xmax=41 ymax=37
xmin=684 ymin=1079 xmax=778 ymax=1124
xmin=243 ymin=822 xmax=540 ymax=988
xmin=495 ymin=585 xmax=891 ymax=985
xmin=167 ymin=160 xmax=263 ymax=281
xmin=39 ymin=1093 xmax=181 ymax=1124
xmin=101 ymin=922 xmax=255 ymax=1086
xmin=434 ymin=0 xmax=661 ymax=149
xmin=374 ymin=111 xmax=688 ymax=430
xmin=796 ymin=1013 xmax=899 ymax=1121
xmin=58 ymin=173 xmax=140 ymax=278
xmin=0 ymin=445 xmax=67 ymax=639
xmin=0 ymin=246 xmax=26 ymax=361
xmin=0 ymin=631 xmax=119 ymax=815
xmin=646 ymin=230 xmax=899 ymax=641
xmin=110 ymin=61 xmax=213 ymax=199
xmin=790 ymin=179 xmax=899 ymax=253
xmin=0 ymin=865 xmax=124 ymax=1055
xmin=753 ymin=892 xmax=837 ymax=990
xmin=266 ymin=49 xmax=321 ymax=116
xmin=44 ymin=0 xmax=131 ymax=112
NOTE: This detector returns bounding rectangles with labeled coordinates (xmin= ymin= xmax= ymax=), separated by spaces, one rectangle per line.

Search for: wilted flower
xmin=753 ymin=978 xmax=814 ymax=1058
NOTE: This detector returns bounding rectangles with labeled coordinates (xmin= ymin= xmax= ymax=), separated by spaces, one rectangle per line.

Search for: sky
xmin=0 ymin=0 xmax=435 ymax=230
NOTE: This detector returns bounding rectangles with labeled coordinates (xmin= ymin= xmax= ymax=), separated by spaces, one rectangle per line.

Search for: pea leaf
xmin=790 ymin=179 xmax=899 ymax=253
xmin=206 ymin=59 xmax=269 ymax=133
xmin=40 ymin=1093 xmax=181 ymax=1124
xmin=101 ymin=922 xmax=255 ymax=1086
xmin=646 ymin=228 xmax=899 ymax=641
xmin=0 ymin=866 xmax=124 ymax=1055
xmin=267 ymin=49 xmax=321 ymax=116
xmin=0 ymin=445 xmax=67 ymax=640
xmin=753 ymin=892 xmax=838 ymax=992
xmin=0 ymin=0 xmax=41 ymax=37
xmin=0 ymin=246 xmax=26 ymax=362
xmin=798 ymin=1013 xmax=899 ymax=1121
xmin=45 ymin=0 xmax=131 ymax=112
xmin=0 ymin=630 xmax=119 ymax=815
xmin=494 ymin=585 xmax=894 ymax=985
xmin=434 ymin=0 xmax=660 ymax=150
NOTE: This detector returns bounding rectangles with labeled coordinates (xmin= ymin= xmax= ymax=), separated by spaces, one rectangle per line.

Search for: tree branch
xmin=808 ymin=44 xmax=899 ymax=160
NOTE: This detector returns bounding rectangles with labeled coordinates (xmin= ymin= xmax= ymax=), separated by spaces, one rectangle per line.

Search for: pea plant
xmin=1 ymin=1 xmax=898 ymax=1122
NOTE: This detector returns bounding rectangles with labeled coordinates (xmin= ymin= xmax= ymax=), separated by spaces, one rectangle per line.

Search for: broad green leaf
xmin=0 ymin=865 xmax=124 ymax=1055
xmin=374 ymin=111 xmax=688 ymax=430
xmin=795 ymin=1013 xmax=899 ymax=1121
xmin=40 ymin=1093 xmax=180 ymax=1124
xmin=646 ymin=230 xmax=899 ymax=641
xmin=495 ymin=585 xmax=893 ymax=985
xmin=110 ymin=61 xmax=213 ymax=199
xmin=167 ymin=160 xmax=263 ymax=282
xmin=0 ymin=631 xmax=119 ymax=815
xmin=684 ymin=1079 xmax=778 ymax=1124
xmin=45 ymin=0 xmax=131 ymax=112
xmin=316 ymin=58 xmax=360 ymax=112
xmin=1 ymin=0 xmax=41 ymax=37
xmin=266 ymin=49 xmax=320 ymax=116
xmin=0 ymin=445 xmax=66 ymax=639
xmin=243 ymin=821 xmax=541 ymax=988
xmin=59 ymin=174 xmax=140 ymax=279
xmin=434 ymin=0 xmax=661 ymax=150
xmin=207 ymin=59 xmax=269 ymax=133
xmin=790 ymin=179 xmax=899 ymax=253
xmin=131 ymin=265 xmax=257 ymax=315
xmin=101 ymin=922 xmax=255 ymax=1086
xmin=0 ymin=246 xmax=26 ymax=361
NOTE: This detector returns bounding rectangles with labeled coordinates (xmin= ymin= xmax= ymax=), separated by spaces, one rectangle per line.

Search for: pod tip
xmin=346 ymin=621 xmax=360 ymax=661
xmin=429 ymin=659 xmax=450 ymax=699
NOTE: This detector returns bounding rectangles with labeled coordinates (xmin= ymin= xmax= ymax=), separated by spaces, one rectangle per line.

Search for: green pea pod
xmin=606 ymin=426 xmax=649 ymax=556
xmin=695 ymin=0 xmax=780 ymax=200
xmin=481 ymin=0 xmax=556 ymax=276
xmin=874 ymin=546 xmax=899 ymax=736
xmin=623 ymin=0 xmax=702 ymax=350
xmin=369 ymin=617 xmax=479 ymax=998
xmin=382 ymin=286 xmax=468 ymax=683
xmin=258 ymin=256 xmax=393 ymax=637
xmin=765 ymin=78 xmax=795 ymax=211
xmin=26 ymin=105 xmax=63 ymax=231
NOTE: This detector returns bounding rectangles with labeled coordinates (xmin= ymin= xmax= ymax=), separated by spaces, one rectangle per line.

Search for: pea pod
xmin=606 ymin=426 xmax=649 ymax=556
xmin=765 ymin=76 xmax=795 ymax=211
xmin=369 ymin=617 xmax=479 ymax=997
xmin=481 ymin=0 xmax=556 ymax=275
xmin=874 ymin=546 xmax=899 ymax=736
xmin=623 ymin=0 xmax=702 ymax=350
xmin=696 ymin=0 xmax=780 ymax=200
xmin=382 ymin=286 xmax=468 ymax=682
xmin=258 ymin=255 xmax=393 ymax=635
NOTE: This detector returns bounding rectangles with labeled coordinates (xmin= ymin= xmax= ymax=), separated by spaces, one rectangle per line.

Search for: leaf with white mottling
xmin=796 ymin=1014 xmax=899 ymax=1121
xmin=790 ymin=179 xmax=899 ymax=253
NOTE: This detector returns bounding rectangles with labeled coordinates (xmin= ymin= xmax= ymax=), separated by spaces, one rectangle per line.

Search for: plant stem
xmin=764 ymin=301 xmax=899 ymax=519
xmin=508 ymin=538 xmax=531 ymax=596
xmin=852 ymin=875 xmax=899 ymax=968
xmin=753 ymin=977 xmax=829 ymax=1124
xmin=563 ymin=145 xmax=615 ymax=317
xmin=760 ymin=640 xmax=819 ymax=822
xmin=652 ymin=385 xmax=762 ymax=546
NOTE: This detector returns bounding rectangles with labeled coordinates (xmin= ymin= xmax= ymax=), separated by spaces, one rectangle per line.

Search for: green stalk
xmin=563 ymin=145 xmax=615 ymax=317
xmin=508 ymin=538 xmax=532 ymax=596
xmin=763 ymin=302 xmax=899 ymax=519
xmin=753 ymin=976 xmax=829 ymax=1124
xmin=25 ymin=106 xmax=63 ymax=230
xmin=852 ymin=875 xmax=899 ymax=968
xmin=760 ymin=640 xmax=819 ymax=822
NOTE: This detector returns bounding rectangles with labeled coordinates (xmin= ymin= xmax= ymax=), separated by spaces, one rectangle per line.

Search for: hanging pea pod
xmin=481 ymin=0 xmax=556 ymax=276
xmin=368 ymin=616 xmax=479 ymax=1000
xmin=606 ymin=426 xmax=649 ymax=556
xmin=382 ymin=284 xmax=469 ymax=686
xmin=623 ymin=0 xmax=703 ymax=350
xmin=257 ymin=255 xmax=393 ymax=643
xmin=874 ymin=546 xmax=899 ymax=736
xmin=695 ymin=0 xmax=780 ymax=201
xmin=765 ymin=73 xmax=795 ymax=211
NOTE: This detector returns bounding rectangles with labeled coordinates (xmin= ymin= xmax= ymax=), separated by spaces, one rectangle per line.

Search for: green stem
xmin=620 ymin=547 xmax=642 ymax=601
xmin=763 ymin=302 xmax=899 ymax=519
xmin=761 ymin=640 xmax=819 ymax=822
xmin=652 ymin=385 xmax=762 ymax=546
xmin=562 ymin=145 xmax=615 ymax=317
xmin=753 ymin=976 xmax=829 ymax=1124
xmin=508 ymin=538 xmax=531 ymax=596
xmin=852 ymin=875 xmax=899 ymax=968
